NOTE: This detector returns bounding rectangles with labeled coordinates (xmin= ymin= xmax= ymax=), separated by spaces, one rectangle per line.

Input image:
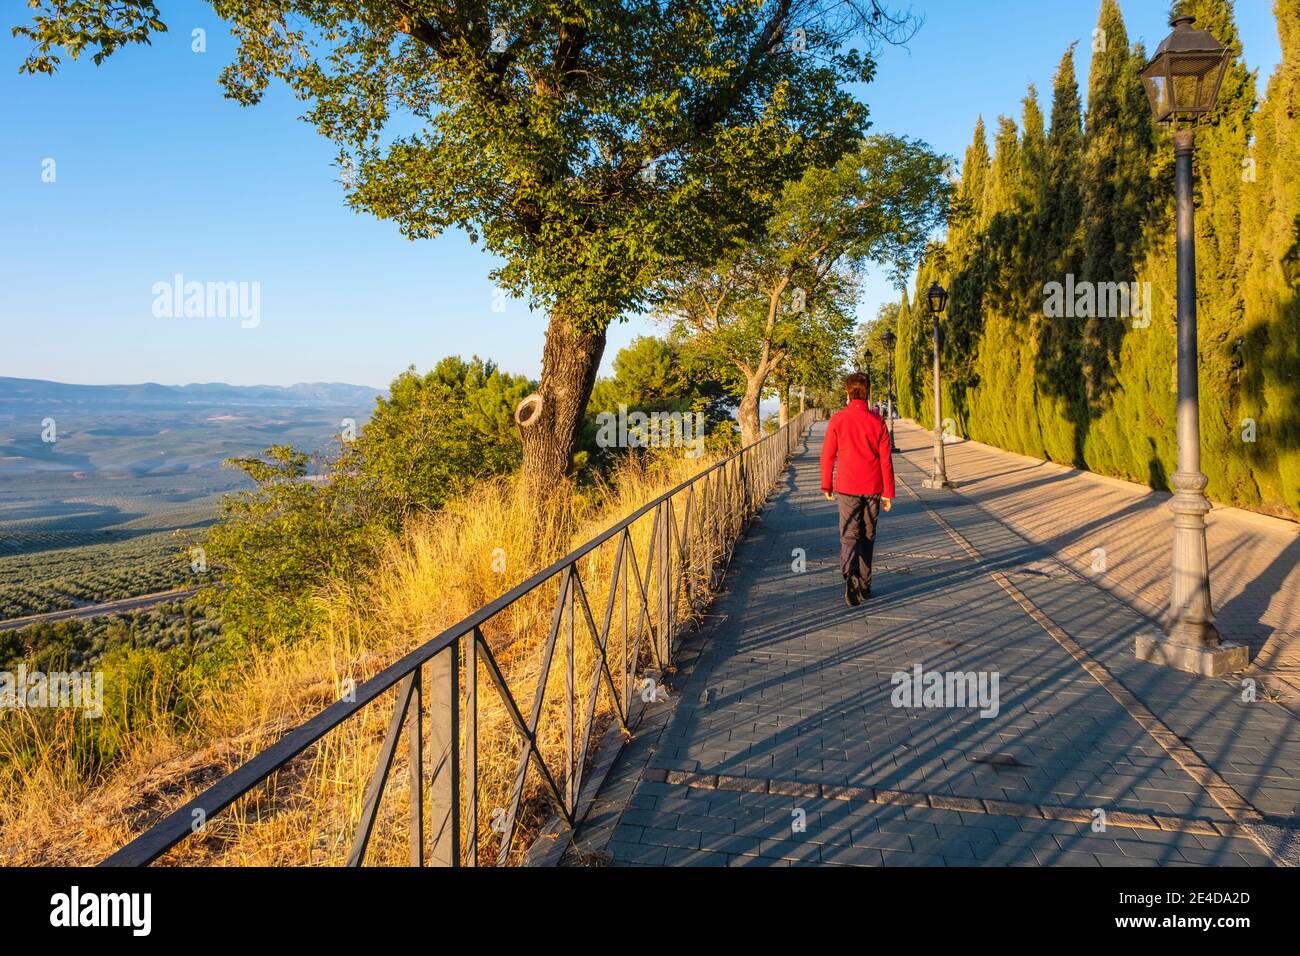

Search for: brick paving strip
xmin=564 ymin=422 xmax=1300 ymax=867
xmin=648 ymin=766 xmax=1239 ymax=836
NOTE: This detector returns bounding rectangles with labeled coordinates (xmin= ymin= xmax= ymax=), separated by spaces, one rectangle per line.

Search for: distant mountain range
xmin=0 ymin=377 xmax=384 ymax=410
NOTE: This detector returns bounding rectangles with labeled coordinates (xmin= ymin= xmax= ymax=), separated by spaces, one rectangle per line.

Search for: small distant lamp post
xmin=862 ymin=348 xmax=873 ymax=407
xmin=881 ymin=329 xmax=897 ymax=449
xmin=921 ymin=282 xmax=954 ymax=490
xmin=1134 ymin=16 xmax=1246 ymax=676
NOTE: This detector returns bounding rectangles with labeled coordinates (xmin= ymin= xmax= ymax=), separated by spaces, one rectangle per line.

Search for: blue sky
xmin=0 ymin=1 xmax=1284 ymax=389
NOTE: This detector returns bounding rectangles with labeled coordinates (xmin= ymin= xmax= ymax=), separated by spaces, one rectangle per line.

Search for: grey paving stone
xmin=879 ymin=850 xmax=948 ymax=867
xmin=934 ymin=823 xmax=1001 ymax=844
xmin=850 ymin=830 xmax=914 ymax=852
xmin=1032 ymin=848 xmax=1103 ymax=867
xmin=618 ymin=809 xmax=679 ymax=829
xmin=671 ymin=811 xmax=740 ymax=835
xmin=661 ymin=847 xmax=731 ymax=867
xmin=606 ymin=840 xmax=668 ymax=865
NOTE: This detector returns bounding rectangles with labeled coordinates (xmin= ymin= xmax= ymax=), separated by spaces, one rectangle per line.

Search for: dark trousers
xmin=836 ymin=493 xmax=880 ymax=588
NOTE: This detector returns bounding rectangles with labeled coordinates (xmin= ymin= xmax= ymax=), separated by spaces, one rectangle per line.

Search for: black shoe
xmin=844 ymin=576 xmax=862 ymax=607
xmin=857 ymin=581 xmax=872 ymax=601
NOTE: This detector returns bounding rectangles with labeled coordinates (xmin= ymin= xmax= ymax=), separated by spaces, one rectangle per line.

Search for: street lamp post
xmin=882 ymin=329 xmax=897 ymax=450
xmin=862 ymin=348 xmax=874 ymax=412
xmin=1134 ymin=16 xmax=1246 ymax=677
xmin=921 ymin=282 xmax=954 ymax=490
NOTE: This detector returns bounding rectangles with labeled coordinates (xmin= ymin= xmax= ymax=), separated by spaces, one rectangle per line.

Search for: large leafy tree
xmin=770 ymin=305 xmax=849 ymax=423
xmin=581 ymin=334 xmax=733 ymax=460
xmin=661 ymin=134 xmax=950 ymax=444
xmin=357 ymin=357 xmax=533 ymax=523
xmin=206 ymin=446 xmax=375 ymax=638
xmin=15 ymin=0 xmax=919 ymax=493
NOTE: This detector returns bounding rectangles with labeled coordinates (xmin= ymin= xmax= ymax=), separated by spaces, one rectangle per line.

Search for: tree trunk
xmin=737 ymin=374 xmax=764 ymax=447
xmin=778 ymin=385 xmax=789 ymax=427
xmin=518 ymin=299 xmax=606 ymax=499
xmin=798 ymin=385 xmax=806 ymax=414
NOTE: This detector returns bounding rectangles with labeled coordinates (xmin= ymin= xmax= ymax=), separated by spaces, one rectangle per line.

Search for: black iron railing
xmin=102 ymin=409 xmax=819 ymax=867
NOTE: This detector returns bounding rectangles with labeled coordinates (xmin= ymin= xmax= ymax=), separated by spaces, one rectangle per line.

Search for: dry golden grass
xmin=0 ymin=450 xmax=733 ymax=866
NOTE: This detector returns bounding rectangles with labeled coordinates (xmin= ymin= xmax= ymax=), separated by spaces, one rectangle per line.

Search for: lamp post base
xmin=1134 ymin=634 xmax=1248 ymax=677
xmin=921 ymin=476 xmax=956 ymax=490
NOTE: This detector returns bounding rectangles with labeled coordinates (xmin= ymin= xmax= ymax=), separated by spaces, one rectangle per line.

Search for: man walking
xmin=820 ymin=372 xmax=894 ymax=606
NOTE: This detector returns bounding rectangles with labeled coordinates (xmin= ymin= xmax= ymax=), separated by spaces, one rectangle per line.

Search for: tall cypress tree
xmin=1038 ymin=47 xmax=1087 ymax=464
xmin=894 ymin=288 xmax=925 ymax=420
xmin=1016 ymin=89 xmax=1051 ymax=457
xmin=1019 ymin=87 xmax=1048 ymax=219
xmin=1240 ymin=0 xmax=1300 ymax=514
xmin=940 ymin=119 xmax=991 ymax=433
xmin=1044 ymin=49 xmax=1085 ymax=274
xmin=951 ymin=117 xmax=991 ymax=251
xmin=970 ymin=114 xmax=1046 ymax=453
xmin=1079 ymin=0 xmax=1156 ymax=416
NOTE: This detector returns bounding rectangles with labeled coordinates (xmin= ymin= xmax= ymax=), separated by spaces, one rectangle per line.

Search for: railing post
xmin=466 ymin=628 xmax=478 ymax=867
xmin=410 ymin=662 xmax=424 ymax=867
xmin=657 ymin=502 xmax=671 ymax=666
xmin=564 ymin=566 xmax=576 ymax=812
xmin=621 ymin=535 xmax=630 ymax=720
xmin=429 ymin=641 xmax=459 ymax=866
xmin=739 ymin=448 xmax=748 ymax=517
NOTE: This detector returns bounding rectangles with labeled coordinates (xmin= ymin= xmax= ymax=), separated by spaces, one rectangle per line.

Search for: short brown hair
xmin=844 ymin=372 xmax=870 ymax=401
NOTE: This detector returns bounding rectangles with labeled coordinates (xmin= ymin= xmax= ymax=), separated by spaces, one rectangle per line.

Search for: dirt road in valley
xmin=0 ymin=587 xmax=201 ymax=631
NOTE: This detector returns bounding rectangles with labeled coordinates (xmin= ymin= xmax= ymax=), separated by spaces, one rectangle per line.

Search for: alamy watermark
xmin=50 ymin=886 xmax=150 ymax=936
xmin=594 ymin=404 xmax=706 ymax=458
xmin=0 ymin=665 xmax=103 ymax=718
xmin=890 ymin=663 xmax=1000 ymax=718
xmin=151 ymin=273 xmax=260 ymax=328
xmin=1042 ymin=274 xmax=1151 ymax=328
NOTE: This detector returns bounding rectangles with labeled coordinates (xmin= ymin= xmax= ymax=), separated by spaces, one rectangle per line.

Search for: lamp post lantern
xmin=921 ymin=282 xmax=954 ymax=490
xmin=1133 ymin=16 xmax=1246 ymax=677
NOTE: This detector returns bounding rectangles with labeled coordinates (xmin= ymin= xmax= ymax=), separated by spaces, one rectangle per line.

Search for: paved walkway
xmin=566 ymin=421 xmax=1300 ymax=867
xmin=900 ymin=420 xmax=1300 ymax=703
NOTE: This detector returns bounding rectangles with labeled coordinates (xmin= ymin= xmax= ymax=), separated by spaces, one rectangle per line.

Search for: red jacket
xmin=820 ymin=400 xmax=895 ymax=498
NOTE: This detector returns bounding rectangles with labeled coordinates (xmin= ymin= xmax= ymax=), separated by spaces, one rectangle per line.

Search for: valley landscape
xmin=0 ymin=378 xmax=381 ymax=624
